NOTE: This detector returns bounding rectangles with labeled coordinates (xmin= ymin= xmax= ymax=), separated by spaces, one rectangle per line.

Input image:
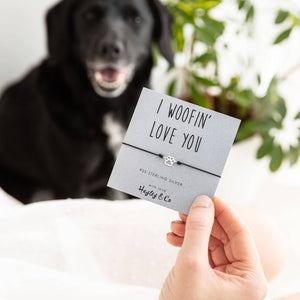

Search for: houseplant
xmin=161 ymin=0 xmax=300 ymax=172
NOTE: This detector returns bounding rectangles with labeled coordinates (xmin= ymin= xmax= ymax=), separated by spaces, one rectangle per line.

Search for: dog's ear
xmin=46 ymin=0 xmax=73 ymax=64
xmin=149 ymin=0 xmax=174 ymax=67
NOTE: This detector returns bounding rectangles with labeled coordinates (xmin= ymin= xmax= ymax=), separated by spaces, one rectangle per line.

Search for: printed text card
xmin=108 ymin=88 xmax=240 ymax=214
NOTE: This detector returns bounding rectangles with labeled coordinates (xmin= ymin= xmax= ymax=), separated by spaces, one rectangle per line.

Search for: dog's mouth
xmin=94 ymin=68 xmax=124 ymax=90
xmin=87 ymin=64 xmax=134 ymax=98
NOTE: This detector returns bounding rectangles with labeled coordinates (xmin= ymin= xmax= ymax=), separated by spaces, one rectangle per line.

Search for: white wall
xmin=0 ymin=0 xmax=58 ymax=91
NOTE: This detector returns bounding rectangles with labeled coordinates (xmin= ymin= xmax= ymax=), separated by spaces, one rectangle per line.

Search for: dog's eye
xmin=83 ymin=7 xmax=103 ymax=22
xmin=125 ymin=8 xmax=143 ymax=25
xmin=133 ymin=16 xmax=142 ymax=24
xmin=84 ymin=11 xmax=96 ymax=21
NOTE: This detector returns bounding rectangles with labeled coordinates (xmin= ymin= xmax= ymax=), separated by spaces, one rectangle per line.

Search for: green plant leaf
xmin=194 ymin=16 xmax=225 ymax=46
xmin=176 ymin=1 xmax=221 ymax=14
xmin=229 ymin=77 xmax=239 ymax=87
xmin=235 ymin=124 xmax=253 ymax=142
xmin=263 ymin=77 xmax=283 ymax=104
xmin=275 ymin=97 xmax=287 ymax=120
xmin=202 ymin=16 xmax=225 ymax=36
xmin=256 ymin=136 xmax=274 ymax=159
xmin=238 ymin=0 xmax=246 ymax=10
xmin=167 ymin=79 xmax=177 ymax=96
xmin=232 ymin=89 xmax=256 ymax=108
xmin=187 ymin=0 xmax=221 ymax=10
xmin=257 ymin=74 xmax=261 ymax=85
xmin=190 ymin=84 xmax=210 ymax=107
xmin=273 ymin=28 xmax=293 ymax=44
xmin=262 ymin=78 xmax=288 ymax=123
xmin=288 ymin=145 xmax=300 ymax=165
xmin=193 ymin=51 xmax=217 ymax=64
xmin=269 ymin=145 xmax=284 ymax=172
xmin=245 ymin=5 xmax=255 ymax=22
xmin=275 ymin=10 xmax=289 ymax=24
xmin=291 ymin=15 xmax=300 ymax=26
xmin=173 ymin=24 xmax=185 ymax=52
xmin=266 ymin=77 xmax=278 ymax=96
xmin=195 ymin=27 xmax=216 ymax=46
xmin=236 ymin=118 xmax=278 ymax=142
xmin=192 ymin=74 xmax=218 ymax=86
xmin=196 ymin=0 xmax=222 ymax=10
xmin=295 ymin=111 xmax=300 ymax=119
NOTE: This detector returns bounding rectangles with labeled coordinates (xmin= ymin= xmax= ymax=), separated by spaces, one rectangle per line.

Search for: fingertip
xmin=179 ymin=212 xmax=187 ymax=222
xmin=213 ymin=196 xmax=221 ymax=204
xmin=166 ymin=232 xmax=184 ymax=247
xmin=166 ymin=232 xmax=172 ymax=240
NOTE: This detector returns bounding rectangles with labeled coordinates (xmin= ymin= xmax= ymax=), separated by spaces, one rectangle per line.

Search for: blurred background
xmin=0 ymin=0 xmax=300 ymax=298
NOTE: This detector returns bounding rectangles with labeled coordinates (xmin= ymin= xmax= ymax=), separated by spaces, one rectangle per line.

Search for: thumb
xmin=181 ymin=195 xmax=214 ymax=262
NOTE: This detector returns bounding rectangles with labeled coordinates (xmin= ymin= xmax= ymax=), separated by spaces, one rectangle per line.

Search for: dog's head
xmin=46 ymin=0 xmax=174 ymax=98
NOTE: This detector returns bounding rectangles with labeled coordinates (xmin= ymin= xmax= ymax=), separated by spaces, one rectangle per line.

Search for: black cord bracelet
xmin=122 ymin=142 xmax=221 ymax=178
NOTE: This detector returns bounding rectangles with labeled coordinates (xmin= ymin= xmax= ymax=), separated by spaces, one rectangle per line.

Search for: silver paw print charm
xmin=163 ymin=156 xmax=177 ymax=167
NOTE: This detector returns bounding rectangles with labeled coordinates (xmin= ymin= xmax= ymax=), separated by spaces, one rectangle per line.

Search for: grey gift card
xmin=108 ymin=88 xmax=241 ymax=214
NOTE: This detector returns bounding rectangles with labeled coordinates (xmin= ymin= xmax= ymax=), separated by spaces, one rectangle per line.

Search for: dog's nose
xmin=98 ymin=41 xmax=124 ymax=59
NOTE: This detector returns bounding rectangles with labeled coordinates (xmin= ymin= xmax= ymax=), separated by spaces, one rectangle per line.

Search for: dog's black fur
xmin=0 ymin=0 xmax=174 ymax=204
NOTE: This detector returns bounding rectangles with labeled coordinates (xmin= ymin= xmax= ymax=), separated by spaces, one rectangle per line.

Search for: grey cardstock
xmin=108 ymin=88 xmax=241 ymax=214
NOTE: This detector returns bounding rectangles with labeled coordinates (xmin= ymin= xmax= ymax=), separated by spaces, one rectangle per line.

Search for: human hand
xmin=160 ymin=195 xmax=268 ymax=300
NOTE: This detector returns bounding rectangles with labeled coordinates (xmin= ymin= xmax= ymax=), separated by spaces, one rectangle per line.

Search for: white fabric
xmin=0 ymin=194 xmax=178 ymax=300
xmin=0 ymin=188 xmax=299 ymax=299
xmin=0 ymin=258 xmax=160 ymax=300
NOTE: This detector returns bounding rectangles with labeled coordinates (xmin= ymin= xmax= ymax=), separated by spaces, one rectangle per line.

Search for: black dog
xmin=0 ymin=0 xmax=174 ymax=204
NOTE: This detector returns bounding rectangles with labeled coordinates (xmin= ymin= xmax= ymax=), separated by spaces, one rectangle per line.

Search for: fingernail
xmin=193 ymin=195 xmax=211 ymax=208
xmin=172 ymin=220 xmax=182 ymax=224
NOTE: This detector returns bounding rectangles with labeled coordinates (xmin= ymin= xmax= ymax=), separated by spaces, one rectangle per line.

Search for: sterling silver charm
xmin=163 ymin=156 xmax=177 ymax=167
xmin=121 ymin=142 xmax=221 ymax=178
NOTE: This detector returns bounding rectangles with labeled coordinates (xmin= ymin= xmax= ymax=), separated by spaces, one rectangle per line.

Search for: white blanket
xmin=0 ymin=187 xmax=299 ymax=299
xmin=0 ymin=189 xmax=179 ymax=300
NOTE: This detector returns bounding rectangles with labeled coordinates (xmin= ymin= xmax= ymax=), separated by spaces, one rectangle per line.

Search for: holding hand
xmin=160 ymin=196 xmax=268 ymax=300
